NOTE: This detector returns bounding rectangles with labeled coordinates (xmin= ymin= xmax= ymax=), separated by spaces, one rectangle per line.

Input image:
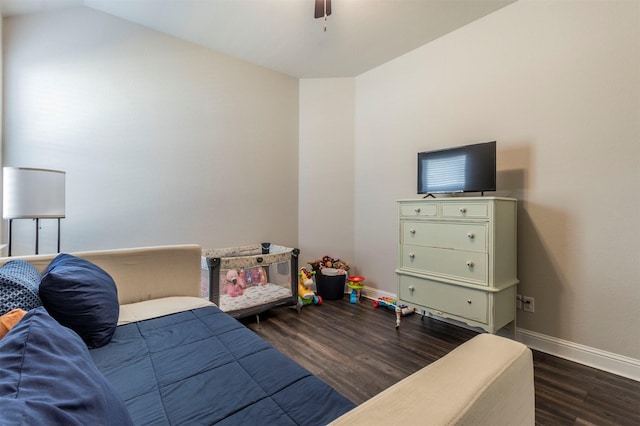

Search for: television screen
xmin=418 ymin=141 xmax=496 ymax=195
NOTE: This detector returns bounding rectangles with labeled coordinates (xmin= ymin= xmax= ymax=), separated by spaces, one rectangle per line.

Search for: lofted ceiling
xmin=0 ymin=0 xmax=515 ymax=78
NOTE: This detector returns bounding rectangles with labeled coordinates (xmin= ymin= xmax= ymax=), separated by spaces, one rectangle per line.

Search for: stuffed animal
xmin=308 ymin=256 xmax=350 ymax=274
xmin=223 ymin=269 xmax=245 ymax=297
xmin=298 ymin=267 xmax=321 ymax=308
xmin=238 ymin=269 xmax=247 ymax=286
xmin=332 ymin=260 xmax=350 ymax=272
xmin=248 ymin=267 xmax=267 ymax=286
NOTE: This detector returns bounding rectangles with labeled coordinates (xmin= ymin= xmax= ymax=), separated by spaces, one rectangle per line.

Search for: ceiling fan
xmin=314 ymin=0 xmax=332 ymax=32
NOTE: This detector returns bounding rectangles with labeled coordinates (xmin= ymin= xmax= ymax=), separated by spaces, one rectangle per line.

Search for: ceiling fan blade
xmin=314 ymin=0 xmax=332 ymax=19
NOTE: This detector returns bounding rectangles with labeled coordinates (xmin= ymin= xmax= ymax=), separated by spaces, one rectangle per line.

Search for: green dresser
xmin=396 ymin=197 xmax=518 ymax=334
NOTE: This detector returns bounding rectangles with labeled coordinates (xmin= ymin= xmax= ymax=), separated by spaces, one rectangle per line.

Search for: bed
xmin=90 ymin=305 xmax=354 ymax=425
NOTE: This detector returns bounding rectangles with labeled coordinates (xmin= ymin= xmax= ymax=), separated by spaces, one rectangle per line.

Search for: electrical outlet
xmin=523 ymin=296 xmax=535 ymax=313
xmin=517 ymin=294 xmax=523 ymax=310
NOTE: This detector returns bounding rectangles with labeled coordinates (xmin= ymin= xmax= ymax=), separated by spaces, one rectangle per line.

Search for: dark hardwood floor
xmin=241 ymin=298 xmax=640 ymax=426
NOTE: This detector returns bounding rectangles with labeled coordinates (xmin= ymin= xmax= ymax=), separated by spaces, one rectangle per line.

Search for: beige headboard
xmin=0 ymin=245 xmax=202 ymax=305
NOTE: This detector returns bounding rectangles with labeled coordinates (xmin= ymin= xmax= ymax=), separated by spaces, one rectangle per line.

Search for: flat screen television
xmin=417 ymin=141 xmax=496 ymax=195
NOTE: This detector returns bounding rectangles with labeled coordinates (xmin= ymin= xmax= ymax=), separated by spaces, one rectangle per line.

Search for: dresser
xmin=396 ymin=197 xmax=518 ymax=334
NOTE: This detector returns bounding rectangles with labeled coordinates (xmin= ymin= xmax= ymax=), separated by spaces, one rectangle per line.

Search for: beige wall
xmin=2 ymin=7 xmax=299 ymax=254
xmin=353 ymin=0 xmax=639 ymax=359
xmin=298 ymin=78 xmax=355 ymax=269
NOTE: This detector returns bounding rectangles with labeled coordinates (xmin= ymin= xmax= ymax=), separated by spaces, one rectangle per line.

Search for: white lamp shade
xmin=3 ymin=167 xmax=66 ymax=219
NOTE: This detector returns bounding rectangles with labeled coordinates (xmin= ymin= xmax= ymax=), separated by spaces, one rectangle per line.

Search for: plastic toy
xmin=373 ymin=297 xmax=414 ymax=328
xmin=297 ymin=268 xmax=322 ymax=310
xmin=347 ymin=276 xmax=365 ymax=303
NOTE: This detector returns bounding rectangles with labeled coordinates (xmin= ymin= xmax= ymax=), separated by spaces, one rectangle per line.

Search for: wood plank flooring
xmin=240 ymin=298 xmax=640 ymax=426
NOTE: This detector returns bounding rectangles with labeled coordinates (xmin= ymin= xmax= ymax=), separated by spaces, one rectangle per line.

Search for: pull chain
xmin=323 ymin=0 xmax=328 ymax=32
xmin=314 ymin=0 xmax=331 ymax=32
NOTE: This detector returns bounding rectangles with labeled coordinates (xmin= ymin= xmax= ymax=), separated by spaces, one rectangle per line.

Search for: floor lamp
xmin=2 ymin=167 xmax=66 ymax=256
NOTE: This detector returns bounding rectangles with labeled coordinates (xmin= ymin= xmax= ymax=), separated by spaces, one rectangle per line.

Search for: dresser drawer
xmin=398 ymin=275 xmax=488 ymax=324
xmin=442 ymin=202 xmax=488 ymax=218
xmin=399 ymin=203 xmax=437 ymax=218
xmin=400 ymin=245 xmax=488 ymax=285
xmin=401 ymin=221 xmax=487 ymax=252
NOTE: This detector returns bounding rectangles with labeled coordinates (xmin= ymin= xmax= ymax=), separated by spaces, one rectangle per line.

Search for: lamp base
xmin=7 ymin=217 xmax=62 ymax=256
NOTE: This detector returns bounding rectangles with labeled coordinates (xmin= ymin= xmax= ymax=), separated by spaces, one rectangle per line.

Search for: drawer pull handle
xmin=410 ymin=229 xmax=416 ymax=234
xmin=414 ymin=207 xmax=421 ymax=213
xmin=408 ymin=286 xmax=415 ymax=292
xmin=467 ymin=299 xmax=472 ymax=304
xmin=467 ymin=233 xmax=475 ymax=239
xmin=466 ymin=261 xmax=474 ymax=267
xmin=409 ymin=253 xmax=415 ymax=259
xmin=459 ymin=207 xmax=467 ymax=213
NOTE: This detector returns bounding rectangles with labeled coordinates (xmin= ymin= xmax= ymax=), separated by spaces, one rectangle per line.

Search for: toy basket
xmin=315 ymin=273 xmax=346 ymax=300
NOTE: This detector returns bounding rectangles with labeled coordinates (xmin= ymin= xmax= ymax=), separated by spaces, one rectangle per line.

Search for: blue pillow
xmin=0 ymin=307 xmax=133 ymax=425
xmin=0 ymin=260 xmax=43 ymax=316
xmin=40 ymin=254 xmax=119 ymax=348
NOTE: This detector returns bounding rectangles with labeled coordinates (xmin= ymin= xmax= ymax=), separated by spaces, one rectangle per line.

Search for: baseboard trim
xmin=516 ymin=328 xmax=640 ymax=381
xmin=361 ymin=287 xmax=394 ymax=300
xmin=361 ymin=287 xmax=640 ymax=381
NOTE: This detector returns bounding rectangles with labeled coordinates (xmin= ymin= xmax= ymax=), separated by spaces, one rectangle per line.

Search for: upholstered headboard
xmin=0 ymin=245 xmax=202 ymax=305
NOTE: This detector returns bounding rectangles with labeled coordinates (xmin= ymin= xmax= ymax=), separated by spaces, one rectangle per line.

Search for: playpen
xmin=202 ymin=243 xmax=299 ymax=319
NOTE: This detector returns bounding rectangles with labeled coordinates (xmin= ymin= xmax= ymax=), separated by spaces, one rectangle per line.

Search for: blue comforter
xmin=90 ymin=306 xmax=354 ymax=425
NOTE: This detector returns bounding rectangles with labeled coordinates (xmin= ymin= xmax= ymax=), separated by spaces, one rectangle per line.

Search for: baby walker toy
xmin=373 ymin=297 xmax=414 ymax=328
xmin=297 ymin=268 xmax=322 ymax=311
xmin=347 ymin=276 xmax=365 ymax=303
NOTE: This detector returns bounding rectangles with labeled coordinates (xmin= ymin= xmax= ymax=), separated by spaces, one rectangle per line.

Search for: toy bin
xmin=202 ymin=243 xmax=299 ymax=319
xmin=315 ymin=272 xmax=346 ymax=300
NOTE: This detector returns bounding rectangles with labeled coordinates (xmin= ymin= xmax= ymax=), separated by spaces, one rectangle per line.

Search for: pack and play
xmin=202 ymin=243 xmax=299 ymax=319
